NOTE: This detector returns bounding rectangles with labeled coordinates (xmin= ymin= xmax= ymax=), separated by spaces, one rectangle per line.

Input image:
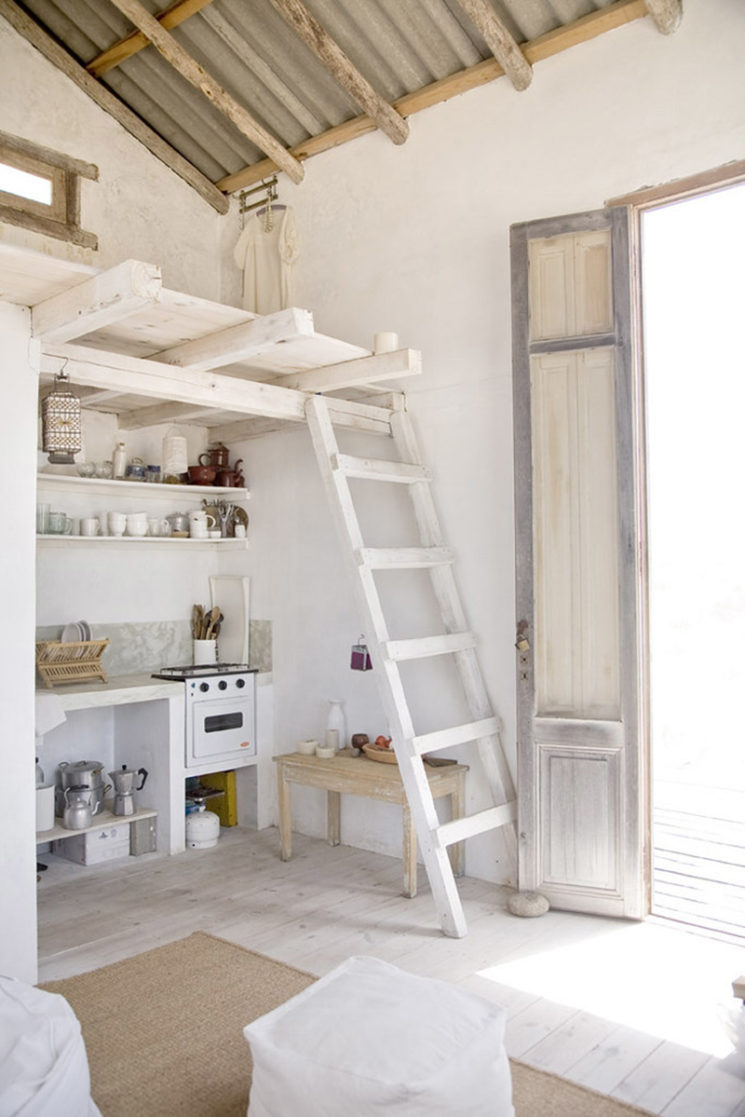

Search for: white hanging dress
xmin=233 ymin=206 xmax=299 ymax=314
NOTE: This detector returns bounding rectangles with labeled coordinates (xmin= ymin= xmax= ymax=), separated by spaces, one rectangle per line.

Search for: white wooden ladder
xmin=305 ymin=394 xmax=517 ymax=938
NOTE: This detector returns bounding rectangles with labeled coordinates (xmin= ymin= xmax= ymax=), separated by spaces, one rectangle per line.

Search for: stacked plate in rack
xmin=61 ymin=620 xmax=92 ymax=643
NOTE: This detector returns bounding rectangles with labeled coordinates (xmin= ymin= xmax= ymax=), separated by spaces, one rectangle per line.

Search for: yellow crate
xmin=200 ymin=770 xmax=237 ymax=827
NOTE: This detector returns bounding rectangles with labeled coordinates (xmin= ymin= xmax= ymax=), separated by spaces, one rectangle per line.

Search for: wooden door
xmin=511 ymin=208 xmax=645 ymax=917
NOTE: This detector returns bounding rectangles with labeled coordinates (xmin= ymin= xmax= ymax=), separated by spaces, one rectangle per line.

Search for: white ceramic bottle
xmin=112 ymin=440 xmax=127 ymax=479
xmin=326 ymin=699 xmax=347 ymax=752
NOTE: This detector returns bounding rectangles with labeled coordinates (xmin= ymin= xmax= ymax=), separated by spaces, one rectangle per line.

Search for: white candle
xmin=373 ymin=331 xmax=399 ymax=354
xmin=325 ymin=728 xmax=339 ymax=750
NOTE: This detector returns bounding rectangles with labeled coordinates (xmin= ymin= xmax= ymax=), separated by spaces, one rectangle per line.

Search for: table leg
xmin=449 ymin=772 xmax=466 ymax=878
xmin=327 ymin=790 xmax=341 ymax=846
xmin=276 ymin=763 xmax=292 ymax=861
xmin=402 ymin=803 xmax=417 ymax=898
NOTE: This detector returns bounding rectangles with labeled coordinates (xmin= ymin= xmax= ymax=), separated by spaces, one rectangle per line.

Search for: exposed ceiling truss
xmin=1 ymin=0 xmax=682 ymax=213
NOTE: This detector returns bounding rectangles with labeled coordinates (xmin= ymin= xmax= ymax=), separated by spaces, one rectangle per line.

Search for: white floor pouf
xmin=244 ymin=955 xmax=514 ymax=1117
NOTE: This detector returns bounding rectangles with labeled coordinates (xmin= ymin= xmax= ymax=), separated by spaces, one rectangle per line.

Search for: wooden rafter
xmin=0 ymin=0 xmax=228 ymax=213
xmin=218 ymin=0 xmax=648 ymax=193
xmin=265 ymin=0 xmax=408 ymax=146
xmin=644 ymin=0 xmax=682 ymax=33
xmin=105 ymin=0 xmax=305 ymax=184
xmin=451 ymin=0 xmax=532 ymax=91
xmin=87 ymin=0 xmax=216 ymax=78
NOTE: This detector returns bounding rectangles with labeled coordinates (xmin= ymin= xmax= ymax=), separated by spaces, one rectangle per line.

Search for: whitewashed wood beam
xmin=154 ymin=307 xmax=314 ymax=371
xmin=39 ymin=343 xmax=395 ymax=433
xmin=105 ymin=0 xmax=305 ymax=183
xmin=31 ymin=259 xmax=162 ymax=343
xmin=644 ymin=0 xmax=682 ymax=33
xmin=0 ymin=0 xmax=228 ymax=214
xmin=266 ymin=0 xmax=408 ymax=145
xmin=87 ymin=0 xmax=216 ymax=77
xmin=117 ymin=401 xmax=222 ymax=429
xmin=279 ymin=348 xmax=422 ymax=393
xmin=451 ymin=0 xmax=532 ymax=90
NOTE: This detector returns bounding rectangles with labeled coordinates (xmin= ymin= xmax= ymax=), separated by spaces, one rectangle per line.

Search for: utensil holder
xmin=193 ymin=639 xmax=217 ymax=665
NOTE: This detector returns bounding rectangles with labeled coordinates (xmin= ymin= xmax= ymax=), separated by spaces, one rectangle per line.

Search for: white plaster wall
xmin=0 ymin=305 xmax=39 ymax=981
xmin=0 ymin=19 xmax=238 ymax=299
xmin=234 ymin=0 xmax=745 ymax=882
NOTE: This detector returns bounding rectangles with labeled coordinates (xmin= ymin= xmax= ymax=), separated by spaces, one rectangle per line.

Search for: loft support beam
xmin=0 ymin=0 xmax=228 ymax=213
xmin=218 ymin=0 xmax=647 ymax=193
xmin=31 ymin=259 xmax=162 ymax=343
xmin=105 ymin=0 xmax=305 ymax=183
xmin=39 ymin=342 xmax=397 ymax=432
xmin=452 ymin=0 xmax=532 ymax=91
xmin=266 ymin=0 xmax=408 ymax=146
xmin=644 ymin=0 xmax=682 ymax=33
xmin=154 ymin=306 xmax=314 ymax=370
xmin=279 ymin=347 xmax=422 ymax=393
xmin=88 ymin=0 xmax=216 ymax=77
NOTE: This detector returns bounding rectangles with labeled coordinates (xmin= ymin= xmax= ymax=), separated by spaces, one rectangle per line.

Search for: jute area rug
xmin=41 ymin=932 xmax=653 ymax=1117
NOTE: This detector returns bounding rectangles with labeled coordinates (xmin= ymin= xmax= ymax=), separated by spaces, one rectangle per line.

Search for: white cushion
xmin=244 ymin=955 xmax=513 ymax=1116
xmin=0 ymin=976 xmax=101 ymax=1117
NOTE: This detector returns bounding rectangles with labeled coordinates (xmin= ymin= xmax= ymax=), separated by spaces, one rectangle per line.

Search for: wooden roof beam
xmin=105 ymin=0 xmax=305 ymax=183
xmin=32 ymin=259 xmax=162 ymax=343
xmin=644 ymin=0 xmax=682 ymax=33
xmin=451 ymin=0 xmax=532 ymax=91
xmin=0 ymin=0 xmax=229 ymax=213
xmin=87 ymin=0 xmax=216 ymax=78
xmin=218 ymin=0 xmax=647 ymax=193
xmin=154 ymin=306 xmax=314 ymax=371
xmin=266 ymin=0 xmax=408 ymax=146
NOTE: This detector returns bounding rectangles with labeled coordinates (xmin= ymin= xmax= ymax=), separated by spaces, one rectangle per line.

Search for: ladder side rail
xmin=391 ymin=409 xmax=518 ymax=871
xmin=305 ymin=395 xmax=468 ymax=937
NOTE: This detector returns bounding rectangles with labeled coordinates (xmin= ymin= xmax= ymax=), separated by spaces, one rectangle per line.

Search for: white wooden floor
xmin=37 ymin=827 xmax=745 ymax=1116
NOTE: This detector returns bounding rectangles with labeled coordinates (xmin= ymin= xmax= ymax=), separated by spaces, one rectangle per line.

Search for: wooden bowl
xmin=362 ymin=743 xmax=397 ymax=764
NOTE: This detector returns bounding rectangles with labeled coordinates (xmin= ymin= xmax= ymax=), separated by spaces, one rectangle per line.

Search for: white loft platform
xmin=1 ymin=243 xmax=420 ymax=438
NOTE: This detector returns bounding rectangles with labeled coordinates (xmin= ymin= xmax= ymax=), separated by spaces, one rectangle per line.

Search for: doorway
xmin=641 ymin=182 xmax=745 ymax=940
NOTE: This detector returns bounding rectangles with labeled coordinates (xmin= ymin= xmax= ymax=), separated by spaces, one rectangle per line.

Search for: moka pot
xmin=109 ymin=765 xmax=148 ymax=816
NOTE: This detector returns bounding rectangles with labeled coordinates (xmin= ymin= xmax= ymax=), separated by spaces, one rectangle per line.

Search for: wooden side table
xmin=273 ymin=751 xmax=468 ymax=898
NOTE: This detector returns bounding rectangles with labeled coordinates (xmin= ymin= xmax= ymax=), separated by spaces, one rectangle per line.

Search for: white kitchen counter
xmin=35 ymin=673 xmax=183 ymax=711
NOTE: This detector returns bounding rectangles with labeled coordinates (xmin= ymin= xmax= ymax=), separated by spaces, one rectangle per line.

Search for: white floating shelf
xmin=36 ymin=473 xmax=249 ymax=500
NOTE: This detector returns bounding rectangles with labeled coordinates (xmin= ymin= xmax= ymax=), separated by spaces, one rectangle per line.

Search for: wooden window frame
xmin=0 ymin=130 xmax=98 ymax=249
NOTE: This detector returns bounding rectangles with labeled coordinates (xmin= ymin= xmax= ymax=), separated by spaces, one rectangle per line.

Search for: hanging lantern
xmin=41 ymin=371 xmax=82 ymax=464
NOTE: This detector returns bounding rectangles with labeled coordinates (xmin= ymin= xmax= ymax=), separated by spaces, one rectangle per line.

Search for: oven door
xmin=186 ymin=693 xmax=256 ymax=768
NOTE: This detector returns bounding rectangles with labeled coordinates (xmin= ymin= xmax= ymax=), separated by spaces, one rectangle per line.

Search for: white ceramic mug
xmin=189 ymin=510 xmax=216 ymax=528
xmin=80 ymin=517 xmax=99 ymax=537
xmin=108 ymin=511 xmax=126 ymax=536
xmin=126 ymin=512 xmax=148 ymax=537
xmin=147 ymin=517 xmax=171 ymax=537
xmin=190 ymin=523 xmax=208 ymax=539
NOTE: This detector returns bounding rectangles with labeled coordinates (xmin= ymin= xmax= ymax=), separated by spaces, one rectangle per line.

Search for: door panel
xmin=512 ymin=207 xmax=644 ymax=918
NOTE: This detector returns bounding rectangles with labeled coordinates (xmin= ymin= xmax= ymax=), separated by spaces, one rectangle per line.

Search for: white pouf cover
xmin=0 ymin=976 xmax=101 ymax=1117
xmin=244 ymin=955 xmax=514 ymax=1117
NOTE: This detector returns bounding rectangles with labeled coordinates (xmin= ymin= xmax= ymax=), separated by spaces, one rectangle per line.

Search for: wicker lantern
xmin=41 ymin=372 xmax=82 ymax=464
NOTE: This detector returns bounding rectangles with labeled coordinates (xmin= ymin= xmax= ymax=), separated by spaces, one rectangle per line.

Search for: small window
xmin=0 ymin=130 xmax=97 ymax=249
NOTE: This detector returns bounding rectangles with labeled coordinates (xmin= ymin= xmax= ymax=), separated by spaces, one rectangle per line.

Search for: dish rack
xmin=36 ymin=639 xmax=109 ymax=688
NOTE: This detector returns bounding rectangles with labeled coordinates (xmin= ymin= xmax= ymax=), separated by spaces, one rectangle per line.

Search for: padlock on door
xmin=350 ymin=635 xmax=373 ymax=671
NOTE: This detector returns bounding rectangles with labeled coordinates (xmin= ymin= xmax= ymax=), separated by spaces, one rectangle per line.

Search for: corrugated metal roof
xmin=10 ymin=0 xmax=635 ymax=199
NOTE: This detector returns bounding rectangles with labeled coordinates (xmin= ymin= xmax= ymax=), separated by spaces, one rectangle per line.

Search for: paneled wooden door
xmin=510 ymin=208 xmax=646 ymax=917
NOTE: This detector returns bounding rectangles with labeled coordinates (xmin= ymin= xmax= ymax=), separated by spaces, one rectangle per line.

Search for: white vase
xmin=327 ymin=699 xmax=347 ymax=751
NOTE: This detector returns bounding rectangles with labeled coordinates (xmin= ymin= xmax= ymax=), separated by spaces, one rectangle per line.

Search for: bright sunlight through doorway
xmin=642 ymin=181 xmax=745 ymax=942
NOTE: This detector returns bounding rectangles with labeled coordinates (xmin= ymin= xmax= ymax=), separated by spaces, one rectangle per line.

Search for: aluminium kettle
xmin=62 ymin=785 xmax=93 ymax=830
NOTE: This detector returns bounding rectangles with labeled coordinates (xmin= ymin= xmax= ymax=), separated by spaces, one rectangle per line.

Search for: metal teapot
xmin=62 ymin=785 xmax=93 ymax=830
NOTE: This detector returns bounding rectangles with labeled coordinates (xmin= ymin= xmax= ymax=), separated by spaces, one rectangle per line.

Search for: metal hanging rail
xmin=238 ymin=176 xmax=278 ymax=215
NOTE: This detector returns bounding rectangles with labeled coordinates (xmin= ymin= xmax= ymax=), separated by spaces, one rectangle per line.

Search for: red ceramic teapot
xmin=199 ymin=442 xmax=230 ymax=469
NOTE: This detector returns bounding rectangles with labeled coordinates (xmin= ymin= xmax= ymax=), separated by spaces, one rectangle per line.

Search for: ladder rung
xmin=435 ymin=803 xmax=517 ymax=847
xmin=357 ymin=547 xmax=453 ymax=569
xmin=383 ymin=632 xmax=476 ymax=661
xmin=411 ymin=716 xmax=500 ymax=756
xmin=332 ymin=453 xmax=431 ymax=484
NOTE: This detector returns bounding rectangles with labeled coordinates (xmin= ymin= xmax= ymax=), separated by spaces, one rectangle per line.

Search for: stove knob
xmin=236 ymin=677 xmax=246 ymax=689
xmin=218 ymin=679 xmax=228 ymax=690
xmin=199 ymin=682 xmax=209 ymax=693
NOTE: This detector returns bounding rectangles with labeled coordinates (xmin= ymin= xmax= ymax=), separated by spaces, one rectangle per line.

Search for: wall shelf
xmin=36 ymin=534 xmax=248 ymax=549
xmin=36 ymin=473 xmax=249 ymax=501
